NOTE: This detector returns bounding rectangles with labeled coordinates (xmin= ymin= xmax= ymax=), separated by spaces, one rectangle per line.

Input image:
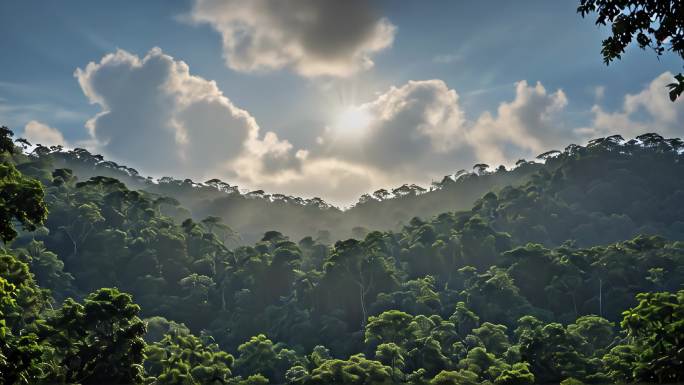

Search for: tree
xmin=201 ymin=216 xmax=238 ymax=245
xmin=620 ymin=290 xmax=684 ymax=383
xmin=471 ymin=323 xmax=511 ymax=356
xmin=321 ymin=239 xmax=398 ymax=329
xmin=578 ymin=0 xmax=684 ymax=101
xmin=42 ymin=288 xmax=147 ymax=384
xmin=375 ymin=343 xmax=405 ymax=382
xmin=473 ymin=164 xmax=490 ymax=175
xmin=429 ymin=369 xmax=479 ymax=385
xmin=567 ymin=315 xmax=614 ymax=356
xmin=145 ymin=328 xmax=235 ymax=385
xmin=458 ymin=347 xmax=508 ymax=381
xmin=0 ymin=253 xmax=47 ymax=329
xmin=0 ymin=266 xmax=49 ymax=384
xmin=517 ymin=319 xmax=594 ymax=384
xmin=285 ymin=365 xmax=310 ymax=385
xmin=602 ymin=344 xmax=639 ymax=383
xmin=15 ymin=240 xmax=74 ymax=301
xmin=494 ymin=362 xmax=535 ymax=385
xmin=449 ymin=302 xmax=480 ymax=338
xmin=306 ymin=354 xmax=392 ymax=385
xmin=234 ymin=334 xmax=299 ymax=382
xmin=0 ymin=150 xmax=48 ymax=243
xmin=365 ymin=310 xmax=416 ymax=349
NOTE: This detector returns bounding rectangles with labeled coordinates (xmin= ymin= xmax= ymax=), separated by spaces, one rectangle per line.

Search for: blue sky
xmin=1 ymin=0 xmax=682 ymax=205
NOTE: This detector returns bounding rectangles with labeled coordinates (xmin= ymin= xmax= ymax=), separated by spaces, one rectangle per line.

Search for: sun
xmin=331 ymin=106 xmax=372 ymax=137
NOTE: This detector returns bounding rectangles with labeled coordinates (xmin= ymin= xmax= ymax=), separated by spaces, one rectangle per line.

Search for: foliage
xmin=0 ymin=127 xmax=47 ymax=244
xmin=40 ymin=288 xmax=147 ymax=384
xmin=620 ymin=290 xmax=684 ymax=383
xmin=306 ymin=354 xmax=393 ymax=385
xmin=145 ymin=328 xmax=234 ymax=384
xmin=1 ymin=126 xmax=684 ymax=383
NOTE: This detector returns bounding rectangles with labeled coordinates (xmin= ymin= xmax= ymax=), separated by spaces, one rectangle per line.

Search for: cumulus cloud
xmin=580 ymin=72 xmax=684 ymax=139
xmin=189 ymin=0 xmax=396 ymax=77
xmin=465 ymin=72 xmax=684 ymax=166
xmin=318 ymin=80 xmax=471 ymax=177
xmin=310 ymin=79 xmax=573 ymax=183
xmin=467 ymin=81 xmax=569 ymax=165
xmin=75 ymin=47 xmax=298 ymax=178
xmin=21 ymin=120 xmax=67 ymax=147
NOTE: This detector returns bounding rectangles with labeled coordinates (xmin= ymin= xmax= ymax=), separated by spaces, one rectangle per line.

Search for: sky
xmin=1 ymin=0 xmax=683 ymax=206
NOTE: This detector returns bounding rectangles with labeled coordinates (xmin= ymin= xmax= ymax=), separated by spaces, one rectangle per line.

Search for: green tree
xmin=306 ymin=354 xmax=392 ymax=385
xmin=567 ymin=315 xmax=614 ymax=356
xmin=234 ymin=334 xmax=277 ymax=380
xmin=365 ymin=310 xmax=415 ymax=348
xmin=517 ymin=318 xmax=593 ymax=383
xmin=429 ymin=369 xmax=479 ymax=385
xmin=42 ymin=288 xmax=147 ymax=384
xmin=375 ymin=343 xmax=405 ymax=382
xmin=449 ymin=301 xmax=480 ymax=338
xmin=234 ymin=334 xmax=300 ymax=382
xmin=145 ymin=329 xmax=234 ymax=385
xmin=621 ymin=290 xmax=684 ymax=383
xmin=471 ymin=322 xmax=510 ymax=356
xmin=0 ymin=127 xmax=47 ymax=244
xmin=494 ymin=362 xmax=535 ymax=385
xmin=15 ymin=240 xmax=74 ymax=301
xmin=0 ymin=275 xmax=48 ymax=385
xmin=602 ymin=344 xmax=639 ymax=383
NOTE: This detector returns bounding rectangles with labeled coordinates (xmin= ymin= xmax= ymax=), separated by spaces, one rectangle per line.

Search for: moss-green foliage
xmin=307 ymin=354 xmax=393 ymax=385
xmin=145 ymin=327 xmax=234 ymax=385
xmin=0 ymin=275 xmax=48 ymax=385
xmin=619 ymin=291 xmax=684 ymax=383
xmin=40 ymin=288 xmax=148 ymax=384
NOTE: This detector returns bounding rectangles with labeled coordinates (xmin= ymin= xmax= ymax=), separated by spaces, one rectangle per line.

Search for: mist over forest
xmin=1 ymin=0 xmax=684 ymax=384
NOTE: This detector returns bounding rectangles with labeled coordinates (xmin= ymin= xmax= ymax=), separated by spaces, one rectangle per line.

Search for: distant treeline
xmin=21 ymin=140 xmax=548 ymax=243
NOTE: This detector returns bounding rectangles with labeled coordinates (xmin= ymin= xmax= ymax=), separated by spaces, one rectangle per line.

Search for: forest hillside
xmin=21 ymin=133 xmax=684 ymax=246
xmin=2 ymin=127 xmax=684 ymax=384
xmin=24 ymin=143 xmax=545 ymax=243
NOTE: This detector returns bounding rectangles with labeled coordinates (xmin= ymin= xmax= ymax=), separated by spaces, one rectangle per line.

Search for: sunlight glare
xmin=332 ymin=106 xmax=372 ymax=137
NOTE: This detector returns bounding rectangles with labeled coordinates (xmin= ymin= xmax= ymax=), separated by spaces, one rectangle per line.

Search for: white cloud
xmin=319 ymin=80 xmax=470 ymax=174
xmin=189 ymin=0 xmax=396 ymax=77
xmin=21 ymin=120 xmax=67 ymax=147
xmin=243 ymin=80 xmax=473 ymax=204
xmin=581 ymin=72 xmax=684 ymax=139
xmin=75 ymin=47 xmax=299 ymax=180
xmin=467 ymin=80 xmax=569 ymax=165
xmin=465 ymin=72 xmax=684 ymax=166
